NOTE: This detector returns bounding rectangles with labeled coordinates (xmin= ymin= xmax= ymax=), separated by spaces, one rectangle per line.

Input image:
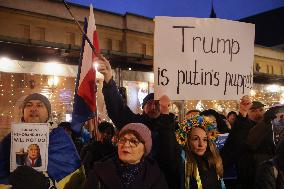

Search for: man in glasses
xmin=96 ymin=56 xmax=180 ymax=189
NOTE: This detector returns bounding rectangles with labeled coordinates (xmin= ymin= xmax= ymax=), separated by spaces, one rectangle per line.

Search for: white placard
xmin=10 ymin=123 xmax=49 ymax=172
xmin=154 ymin=17 xmax=255 ymax=100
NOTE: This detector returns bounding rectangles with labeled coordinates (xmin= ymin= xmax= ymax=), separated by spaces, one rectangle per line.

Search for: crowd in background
xmin=0 ymin=56 xmax=283 ymax=189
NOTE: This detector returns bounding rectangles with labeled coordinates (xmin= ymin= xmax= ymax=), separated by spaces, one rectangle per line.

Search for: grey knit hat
xmin=120 ymin=123 xmax=152 ymax=156
xmin=22 ymin=93 xmax=51 ymax=119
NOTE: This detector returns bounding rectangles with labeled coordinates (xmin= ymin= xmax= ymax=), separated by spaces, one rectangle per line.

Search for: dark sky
xmin=68 ymin=0 xmax=284 ymax=20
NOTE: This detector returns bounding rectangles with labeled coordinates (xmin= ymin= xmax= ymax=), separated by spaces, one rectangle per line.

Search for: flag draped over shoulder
xmin=71 ymin=5 xmax=100 ymax=133
xmin=48 ymin=127 xmax=85 ymax=188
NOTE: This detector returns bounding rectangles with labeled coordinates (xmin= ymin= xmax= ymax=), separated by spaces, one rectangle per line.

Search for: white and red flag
xmin=71 ymin=5 xmax=100 ymax=133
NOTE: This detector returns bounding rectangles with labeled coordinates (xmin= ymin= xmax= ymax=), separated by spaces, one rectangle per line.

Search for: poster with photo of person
xmin=10 ymin=123 xmax=49 ymax=172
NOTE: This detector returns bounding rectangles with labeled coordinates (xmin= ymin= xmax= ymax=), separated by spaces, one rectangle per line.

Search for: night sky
xmin=68 ymin=0 xmax=284 ymax=20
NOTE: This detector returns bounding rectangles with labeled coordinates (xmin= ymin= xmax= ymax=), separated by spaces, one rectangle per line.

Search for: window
xmin=271 ymin=65 xmax=274 ymax=74
xmin=66 ymin=32 xmax=75 ymax=45
xmin=266 ymin=65 xmax=269 ymax=74
xmin=255 ymin=63 xmax=261 ymax=72
xmin=20 ymin=24 xmax=30 ymax=39
xmin=34 ymin=27 xmax=45 ymax=41
xmin=106 ymin=38 xmax=112 ymax=51
xmin=149 ymin=45 xmax=154 ymax=56
xmin=141 ymin=44 xmax=147 ymax=55
xmin=118 ymin=40 xmax=123 ymax=51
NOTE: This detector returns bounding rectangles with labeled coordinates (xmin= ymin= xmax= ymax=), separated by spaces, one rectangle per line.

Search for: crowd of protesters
xmin=0 ymin=55 xmax=283 ymax=189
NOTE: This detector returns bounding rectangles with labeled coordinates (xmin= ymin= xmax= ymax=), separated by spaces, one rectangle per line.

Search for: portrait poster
xmin=10 ymin=123 xmax=49 ymax=172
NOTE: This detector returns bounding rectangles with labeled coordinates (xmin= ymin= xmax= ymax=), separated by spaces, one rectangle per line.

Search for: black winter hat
xmin=9 ymin=166 xmax=49 ymax=189
xmin=142 ymin=93 xmax=154 ymax=108
xmin=250 ymin=101 xmax=265 ymax=110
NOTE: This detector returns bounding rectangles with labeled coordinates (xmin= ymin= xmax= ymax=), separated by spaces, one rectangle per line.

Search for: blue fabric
xmin=80 ymin=127 xmax=91 ymax=144
xmin=48 ymin=127 xmax=81 ymax=181
xmin=0 ymin=127 xmax=81 ymax=183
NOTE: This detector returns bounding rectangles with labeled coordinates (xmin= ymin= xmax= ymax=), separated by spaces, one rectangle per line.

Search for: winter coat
xmin=255 ymin=159 xmax=284 ymax=189
xmin=81 ymin=140 xmax=116 ymax=175
xmin=102 ymin=79 xmax=181 ymax=189
xmin=84 ymin=156 xmax=169 ymax=189
xmin=185 ymin=156 xmax=223 ymax=189
xmin=220 ymin=114 xmax=256 ymax=189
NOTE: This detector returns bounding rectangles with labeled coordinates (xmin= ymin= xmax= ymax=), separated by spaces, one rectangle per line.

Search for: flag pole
xmin=62 ymin=0 xmax=98 ymax=56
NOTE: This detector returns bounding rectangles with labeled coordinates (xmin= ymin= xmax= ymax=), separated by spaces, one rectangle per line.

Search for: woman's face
xmin=118 ymin=133 xmax=145 ymax=164
xmin=188 ymin=127 xmax=208 ymax=156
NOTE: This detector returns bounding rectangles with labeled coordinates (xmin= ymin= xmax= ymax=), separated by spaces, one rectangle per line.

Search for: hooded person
xmin=96 ymin=56 xmax=181 ymax=189
xmin=84 ymin=123 xmax=168 ymax=189
xmin=0 ymin=93 xmax=85 ymax=189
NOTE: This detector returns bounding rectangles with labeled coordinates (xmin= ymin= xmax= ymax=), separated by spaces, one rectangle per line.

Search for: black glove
xmin=9 ymin=166 xmax=50 ymax=189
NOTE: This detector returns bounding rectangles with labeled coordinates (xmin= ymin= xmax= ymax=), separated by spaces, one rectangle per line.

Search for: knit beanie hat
xmin=120 ymin=123 xmax=152 ymax=156
xmin=142 ymin=93 xmax=154 ymax=108
xmin=22 ymin=93 xmax=51 ymax=119
xmin=9 ymin=166 xmax=49 ymax=189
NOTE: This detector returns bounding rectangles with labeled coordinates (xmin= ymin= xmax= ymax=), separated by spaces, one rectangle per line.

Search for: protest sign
xmin=10 ymin=123 xmax=49 ymax=172
xmin=154 ymin=17 xmax=255 ymax=100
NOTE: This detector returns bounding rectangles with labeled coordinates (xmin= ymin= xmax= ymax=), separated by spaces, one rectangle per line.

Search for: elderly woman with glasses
xmin=176 ymin=115 xmax=225 ymax=189
xmin=84 ymin=123 xmax=168 ymax=189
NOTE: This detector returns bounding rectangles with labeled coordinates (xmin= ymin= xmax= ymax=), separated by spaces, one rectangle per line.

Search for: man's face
xmin=143 ymin=100 xmax=161 ymax=119
xmin=28 ymin=146 xmax=40 ymax=160
xmin=248 ymin=107 xmax=265 ymax=122
xmin=23 ymin=100 xmax=49 ymax=123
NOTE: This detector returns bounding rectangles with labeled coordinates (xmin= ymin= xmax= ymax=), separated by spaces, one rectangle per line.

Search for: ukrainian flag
xmin=48 ymin=127 xmax=85 ymax=189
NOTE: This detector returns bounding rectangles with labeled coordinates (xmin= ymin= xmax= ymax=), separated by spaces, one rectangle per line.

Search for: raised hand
xmin=159 ymin=95 xmax=170 ymax=114
xmin=96 ymin=55 xmax=112 ymax=83
xmin=239 ymin=95 xmax=252 ymax=117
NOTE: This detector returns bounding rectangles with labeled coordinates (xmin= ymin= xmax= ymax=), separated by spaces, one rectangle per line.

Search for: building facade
xmin=0 ymin=0 xmax=284 ymax=139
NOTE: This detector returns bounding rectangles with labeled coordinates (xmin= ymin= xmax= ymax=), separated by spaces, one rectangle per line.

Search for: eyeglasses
xmin=117 ymin=137 xmax=141 ymax=147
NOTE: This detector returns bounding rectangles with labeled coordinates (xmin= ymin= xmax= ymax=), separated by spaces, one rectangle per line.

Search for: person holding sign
xmin=0 ymin=93 xmax=85 ymax=189
xmin=96 ymin=56 xmax=181 ymax=189
xmin=176 ymin=115 xmax=225 ymax=189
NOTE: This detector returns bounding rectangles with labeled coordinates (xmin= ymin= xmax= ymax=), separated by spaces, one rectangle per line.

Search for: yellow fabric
xmin=57 ymin=165 xmax=86 ymax=189
xmin=194 ymin=166 xmax=203 ymax=189
xmin=0 ymin=184 xmax=12 ymax=189
xmin=184 ymin=159 xmax=203 ymax=189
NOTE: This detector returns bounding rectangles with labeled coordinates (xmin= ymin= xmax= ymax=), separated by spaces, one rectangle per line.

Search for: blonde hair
xmin=27 ymin=144 xmax=40 ymax=152
xmin=185 ymin=137 xmax=223 ymax=178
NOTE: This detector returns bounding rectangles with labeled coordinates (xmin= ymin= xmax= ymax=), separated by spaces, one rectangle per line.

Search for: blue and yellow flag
xmin=48 ymin=127 xmax=85 ymax=189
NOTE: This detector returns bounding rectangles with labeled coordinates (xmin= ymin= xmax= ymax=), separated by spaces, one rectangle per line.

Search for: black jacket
xmin=102 ymin=79 xmax=181 ymax=189
xmin=84 ymin=157 xmax=169 ymax=189
xmin=220 ymin=114 xmax=256 ymax=189
xmin=255 ymin=159 xmax=284 ymax=189
xmin=220 ymin=114 xmax=255 ymax=167
xmin=81 ymin=140 xmax=116 ymax=175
